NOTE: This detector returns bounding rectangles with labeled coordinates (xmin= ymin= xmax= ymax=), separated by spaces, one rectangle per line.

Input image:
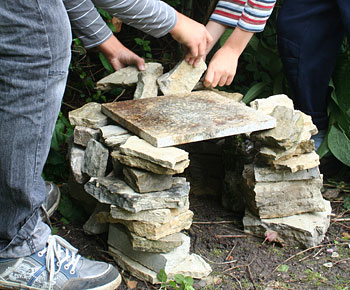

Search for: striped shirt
xmin=63 ymin=0 xmax=177 ymax=48
xmin=210 ymin=0 xmax=276 ymax=32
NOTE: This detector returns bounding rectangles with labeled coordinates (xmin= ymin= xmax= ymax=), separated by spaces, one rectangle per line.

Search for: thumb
xmin=136 ymin=57 xmax=146 ymax=71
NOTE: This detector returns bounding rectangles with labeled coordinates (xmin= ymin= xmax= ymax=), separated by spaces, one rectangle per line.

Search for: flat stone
xmin=157 ymin=59 xmax=206 ymax=96
xmin=120 ymin=136 xmax=188 ymax=169
xmin=169 ymin=253 xmax=212 ymax=279
xmin=254 ymin=165 xmax=320 ymax=182
xmin=123 ymin=167 xmax=173 ymax=193
xmin=84 ymin=176 xmax=190 ymax=212
xmin=110 ymin=201 xmax=189 ymax=223
xmin=82 ymin=139 xmax=109 ymax=177
xmin=105 ymin=133 xmax=132 ymax=150
xmin=69 ymin=146 xmax=88 ymax=184
xmin=96 ymin=66 xmax=139 ymax=90
xmin=243 ymin=164 xmax=326 ymax=218
xmin=100 ymin=125 xmax=129 ymax=140
xmin=112 ymin=152 xmax=189 ymax=175
xmin=243 ymin=200 xmax=332 ymax=248
xmin=108 ymin=224 xmax=190 ymax=273
xmin=83 ymin=202 xmax=110 ymax=235
xmin=273 ymin=151 xmax=320 ymax=173
xmin=250 ymin=94 xmax=294 ymax=115
xmin=118 ymin=210 xmax=193 ymax=240
xmin=74 ymin=126 xmax=100 ymax=147
xmin=134 ymin=62 xmax=163 ymax=99
xmin=68 ymin=102 xmax=109 ymax=129
xmin=102 ymin=91 xmax=276 ymax=147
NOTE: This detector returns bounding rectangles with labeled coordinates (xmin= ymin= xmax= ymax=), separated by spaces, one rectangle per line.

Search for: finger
xmin=211 ymin=72 xmax=220 ymax=88
xmin=197 ymin=37 xmax=206 ymax=59
xmin=226 ymin=75 xmax=234 ymax=86
xmin=203 ymin=69 xmax=214 ymax=87
xmin=206 ymin=30 xmax=213 ymax=46
xmin=136 ymin=57 xmax=146 ymax=71
xmin=218 ymin=75 xmax=227 ymax=87
xmin=188 ymin=43 xmax=198 ymax=59
xmin=193 ymin=56 xmax=202 ymax=67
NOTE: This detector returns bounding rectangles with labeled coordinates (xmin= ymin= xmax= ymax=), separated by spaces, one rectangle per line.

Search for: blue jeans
xmin=0 ymin=0 xmax=71 ymax=258
xmin=277 ymin=0 xmax=350 ymax=130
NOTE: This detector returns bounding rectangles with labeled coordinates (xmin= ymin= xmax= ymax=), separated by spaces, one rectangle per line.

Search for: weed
xmin=157 ymin=269 xmax=195 ymax=290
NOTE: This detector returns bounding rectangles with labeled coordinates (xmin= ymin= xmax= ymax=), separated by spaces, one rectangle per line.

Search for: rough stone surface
xmin=254 ymin=165 xmax=321 ymax=182
xmin=83 ymin=202 xmax=110 ymax=235
xmin=69 ymin=146 xmax=88 ymax=184
xmin=110 ymin=201 xmax=189 ymax=223
xmin=134 ymin=62 xmax=163 ymax=99
xmin=250 ymin=94 xmax=294 ymax=115
xmin=68 ymin=102 xmax=109 ymax=129
xmin=84 ymin=176 xmax=190 ymax=212
xmin=122 ymin=167 xmax=173 ymax=193
xmin=242 ymin=164 xmax=326 ymax=218
xmin=109 ymin=247 xmax=211 ymax=283
xmin=100 ymin=125 xmax=128 ymax=140
xmin=120 ymin=136 xmax=189 ymax=169
xmin=82 ymin=139 xmax=109 ymax=177
xmin=112 ymin=152 xmax=189 ymax=175
xmin=108 ymin=224 xmax=190 ymax=273
xmin=102 ymin=91 xmax=276 ymax=147
xmin=104 ymin=133 xmax=132 ymax=150
xmin=96 ymin=66 xmax=139 ymax=90
xmin=118 ymin=210 xmax=193 ymax=240
xmin=74 ymin=126 xmax=100 ymax=147
xmin=111 ymin=151 xmax=123 ymax=176
xmin=273 ymin=151 xmax=320 ymax=173
xmin=157 ymin=59 xmax=206 ymax=96
xmin=243 ymin=200 xmax=332 ymax=248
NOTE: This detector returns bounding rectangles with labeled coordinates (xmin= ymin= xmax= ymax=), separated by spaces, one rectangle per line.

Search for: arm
xmin=204 ymin=0 xmax=276 ymax=87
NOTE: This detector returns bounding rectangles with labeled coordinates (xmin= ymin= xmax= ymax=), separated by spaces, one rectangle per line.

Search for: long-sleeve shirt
xmin=63 ymin=0 xmax=177 ymax=48
xmin=210 ymin=0 xmax=276 ymax=32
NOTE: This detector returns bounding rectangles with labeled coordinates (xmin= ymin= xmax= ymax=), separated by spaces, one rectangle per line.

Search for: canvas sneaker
xmin=0 ymin=235 xmax=121 ymax=290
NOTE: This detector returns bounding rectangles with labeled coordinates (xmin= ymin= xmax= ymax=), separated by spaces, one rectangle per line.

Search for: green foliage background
xmin=44 ymin=0 xmax=350 ymax=184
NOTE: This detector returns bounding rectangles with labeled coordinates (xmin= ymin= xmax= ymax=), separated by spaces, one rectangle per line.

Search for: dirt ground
xmin=51 ymin=180 xmax=350 ymax=290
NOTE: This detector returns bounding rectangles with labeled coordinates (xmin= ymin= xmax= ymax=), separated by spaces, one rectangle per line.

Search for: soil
xmin=51 ymin=183 xmax=350 ymax=290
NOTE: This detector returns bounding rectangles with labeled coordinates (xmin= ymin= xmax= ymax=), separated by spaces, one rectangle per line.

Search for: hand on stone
xmin=203 ymin=46 xmax=238 ymax=88
xmin=98 ymin=34 xmax=145 ymax=71
xmin=170 ymin=12 xmax=212 ymax=67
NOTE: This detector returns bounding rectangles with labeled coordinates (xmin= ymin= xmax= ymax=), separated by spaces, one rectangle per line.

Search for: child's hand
xmin=203 ymin=46 xmax=239 ymax=88
xmin=170 ymin=12 xmax=212 ymax=66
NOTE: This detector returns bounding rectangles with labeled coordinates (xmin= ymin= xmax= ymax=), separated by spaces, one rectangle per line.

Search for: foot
xmin=0 ymin=235 xmax=121 ymax=290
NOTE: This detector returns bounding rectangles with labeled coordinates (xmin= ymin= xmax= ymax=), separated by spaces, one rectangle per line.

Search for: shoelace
xmin=38 ymin=235 xmax=81 ymax=290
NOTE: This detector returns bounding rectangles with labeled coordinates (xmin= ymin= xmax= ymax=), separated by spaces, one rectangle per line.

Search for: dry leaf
xmin=126 ymin=280 xmax=138 ymax=289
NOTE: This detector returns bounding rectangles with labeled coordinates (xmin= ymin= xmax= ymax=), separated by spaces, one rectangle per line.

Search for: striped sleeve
xmin=64 ymin=0 xmax=177 ymax=49
xmin=209 ymin=0 xmax=276 ymax=33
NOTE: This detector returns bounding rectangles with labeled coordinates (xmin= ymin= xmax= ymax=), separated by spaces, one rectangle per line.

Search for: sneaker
xmin=44 ymin=182 xmax=61 ymax=217
xmin=0 ymin=235 xmax=121 ymax=290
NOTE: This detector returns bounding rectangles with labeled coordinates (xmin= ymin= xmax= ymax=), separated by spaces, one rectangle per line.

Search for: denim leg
xmin=277 ymin=0 xmax=345 ymax=130
xmin=0 ymin=0 xmax=71 ymax=258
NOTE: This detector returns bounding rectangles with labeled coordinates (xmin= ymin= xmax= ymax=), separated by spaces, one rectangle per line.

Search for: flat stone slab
xmin=102 ymin=91 xmax=276 ymax=147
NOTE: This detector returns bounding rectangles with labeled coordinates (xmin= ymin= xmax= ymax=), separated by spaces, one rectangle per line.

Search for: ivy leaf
xmin=157 ymin=269 xmax=168 ymax=283
xmin=328 ymin=124 xmax=350 ymax=166
xmin=98 ymin=52 xmax=114 ymax=74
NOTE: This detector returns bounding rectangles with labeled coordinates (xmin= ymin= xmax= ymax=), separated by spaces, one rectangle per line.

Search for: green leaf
xmin=328 ymin=124 xmax=350 ymax=166
xmin=316 ymin=132 xmax=330 ymax=159
xmin=277 ymin=264 xmax=289 ymax=272
xmin=157 ymin=269 xmax=168 ymax=283
xmin=184 ymin=276 xmax=194 ymax=286
xmin=107 ymin=22 xmax=116 ymax=33
xmin=168 ymin=281 xmax=179 ymax=290
xmin=97 ymin=8 xmax=112 ymax=20
xmin=219 ymin=29 xmax=233 ymax=47
xmin=174 ymin=274 xmax=185 ymax=285
xmin=98 ymin=52 xmax=114 ymax=74
xmin=272 ymin=73 xmax=284 ymax=95
xmin=242 ymin=81 xmax=269 ymax=104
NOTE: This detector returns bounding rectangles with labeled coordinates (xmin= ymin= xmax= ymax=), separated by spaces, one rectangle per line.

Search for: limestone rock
xmin=82 ymin=139 xmax=109 ymax=177
xmin=83 ymin=202 xmax=110 ymax=235
xmin=96 ymin=66 xmax=139 ymax=90
xmin=250 ymin=94 xmax=294 ymax=115
xmin=108 ymin=224 xmax=190 ymax=273
xmin=84 ymin=176 xmax=190 ymax=212
xmin=273 ymin=151 xmax=320 ymax=173
xmin=105 ymin=133 xmax=132 ymax=150
xmin=254 ymin=165 xmax=321 ymax=182
xmin=118 ymin=210 xmax=193 ymax=240
xmin=74 ymin=126 xmax=100 ymax=147
xmin=120 ymin=136 xmax=189 ymax=169
xmin=109 ymin=247 xmax=211 ymax=283
xmin=111 ymin=151 xmax=123 ymax=176
xmin=100 ymin=124 xmax=128 ymax=140
xmin=134 ymin=62 xmax=163 ymax=99
xmin=209 ymin=89 xmax=243 ymax=102
xmin=112 ymin=152 xmax=189 ymax=175
xmin=110 ymin=201 xmax=189 ymax=224
xmin=157 ymin=59 xmax=207 ymax=96
xmin=243 ymin=200 xmax=332 ymax=248
xmin=69 ymin=146 xmax=88 ymax=184
xmin=123 ymin=167 xmax=173 ymax=193
xmin=243 ymin=164 xmax=326 ymax=218
xmin=68 ymin=102 xmax=109 ymax=129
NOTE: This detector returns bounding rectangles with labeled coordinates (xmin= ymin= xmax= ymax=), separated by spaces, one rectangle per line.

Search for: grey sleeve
xmin=64 ymin=0 xmax=177 ymax=49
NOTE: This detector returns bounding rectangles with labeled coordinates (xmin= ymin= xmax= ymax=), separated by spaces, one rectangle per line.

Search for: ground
xmin=51 ymin=178 xmax=350 ymax=290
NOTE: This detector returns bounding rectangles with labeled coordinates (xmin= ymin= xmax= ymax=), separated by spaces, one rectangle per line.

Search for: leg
xmin=0 ymin=0 xmax=71 ymax=258
xmin=277 ymin=0 xmax=345 ymax=130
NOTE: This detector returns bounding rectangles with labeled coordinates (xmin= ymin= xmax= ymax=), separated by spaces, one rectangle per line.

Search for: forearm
xmin=205 ymin=20 xmax=226 ymax=54
xmin=222 ymin=26 xmax=254 ymax=57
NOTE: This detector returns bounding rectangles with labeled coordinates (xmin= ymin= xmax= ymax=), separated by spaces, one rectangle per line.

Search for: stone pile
xmin=68 ymin=102 xmax=211 ymax=283
xmin=241 ymin=95 xmax=331 ymax=248
xmin=96 ymin=59 xmax=207 ymax=99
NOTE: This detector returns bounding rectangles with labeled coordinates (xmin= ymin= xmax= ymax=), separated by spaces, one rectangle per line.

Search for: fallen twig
xmin=225 ymin=243 xmax=236 ymax=261
xmin=247 ymin=265 xmax=256 ymax=290
xmin=216 ymin=235 xmax=248 ymax=238
xmin=331 ymin=218 xmax=350 ymax=222
xmin=223 ymin=255 xmax=256 ymax=273
xmin=333 ymin=257 xmax=350 ymax=266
